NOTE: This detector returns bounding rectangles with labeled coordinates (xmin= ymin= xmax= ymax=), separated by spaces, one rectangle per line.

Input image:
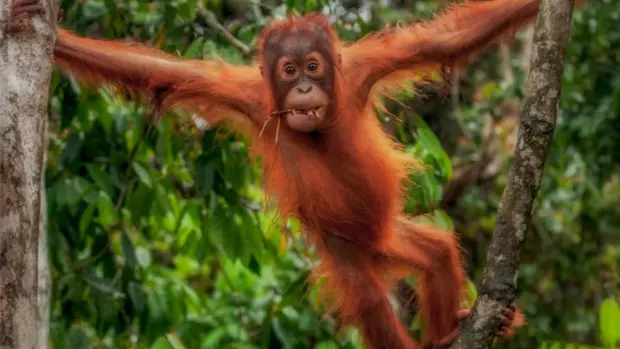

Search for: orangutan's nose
xmin=296 ymin=81 xmax=313 ymax=94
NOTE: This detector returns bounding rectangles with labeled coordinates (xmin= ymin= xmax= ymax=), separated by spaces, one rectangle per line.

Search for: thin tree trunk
xmin=449 ymin=1 xmax=576 ymax=348
xmin=0 ymin=1 xmax=59 ymax=348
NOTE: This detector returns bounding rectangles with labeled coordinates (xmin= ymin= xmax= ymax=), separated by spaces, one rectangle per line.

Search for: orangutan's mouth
xmin=271 ymin=106 xmax=324 ymax=119
xmin=287 ymin=106 xmax=323 ymax=119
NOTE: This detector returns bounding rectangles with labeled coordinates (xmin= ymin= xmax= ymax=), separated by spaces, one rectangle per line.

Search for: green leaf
xmin=201 ymin=328 xmax=226 ymax=348
xmin=599 ymin=297 xmax=620 ymax=347
xmin=549 ymin=342 xmax=562 ymax=349
xmin=316 ymin=341 xmax=339 ymax=349
xmin=65 ymin=325 xmax=90 ymax=349
xmin=150 ymin=337 xmax=173 ymax=349
xmin=147 ymin=289 xmax=165 ymax=322
xmin=79 ymin=201 xmax=97 ymax=235
xmin=210 ymin=209 xmax=252 ymax=264
xmin=86 ymin=164 xmax=114 ymax=196
xmin=132 ymin=162 xmax=153 ymax=188
xmin=184 ymin=37 xmax=205 ymax=58
xmin=195 ymin=158 xmax=215 ymax=196
xmin=356 ymin=15 xmax=371 ymax=36
xmin=121 ymin=233 xmax=138 ymax=270
xmin=272 ymin=317 xmax=294 ymax=348
xmin=432 ymin=210 xmax=454 ymax=232
xmin=84 ymin=274 xmax=119 ymax=296
xmin=465 ymin=279 xmax=478 ymax=305
xmin=103 ymin=0 xmax=116 ymax=13
xmin=480 ymin=82 xmax=500 ymax=99
xmin=305 ymin=0 xmax=318 ymax=12
xmin=281 ymin=270 xmax=311 ymax=306
xmin=136 ymin=246 xmax=152 ymax=268
xmin=127 ymin=183 xmax=155 ymax=226
xmin=240 ymin=210 xmax=263 ymax=264
xmin=128 ymin=281 xmax=146 ymax=313
xmin=413 ymin=115 xmax=453 ymax=180
xmin=286 ymin=0 xmax=298 ymax=12
xmin=166 ymin=334 xmax=188 ymax=349
xmin=61 ymin=133 xmax=83 ymax=164
xmin=96 ymin=192 xmax=118 ymax=230
xmin=155 ymin=182 xmax=171 ymax=213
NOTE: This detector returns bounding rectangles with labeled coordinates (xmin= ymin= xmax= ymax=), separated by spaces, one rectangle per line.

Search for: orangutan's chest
xmin=284 ymin=152 xmax=391 ymax=235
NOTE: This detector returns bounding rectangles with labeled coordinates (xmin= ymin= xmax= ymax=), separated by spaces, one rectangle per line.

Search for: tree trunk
xmin=0 ymin=1 xmax=59 ymax=348
xmin=449 ymin=1 xmax=576 ymax=349
xmin=37 ymin=150 xmax=51 ymax=348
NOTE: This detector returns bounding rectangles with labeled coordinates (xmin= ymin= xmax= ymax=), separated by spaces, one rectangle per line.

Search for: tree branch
xmin=449 ymin=1 xmax=576 ymax=348
xmin=197 ymin=6 xmax=252 ymax=57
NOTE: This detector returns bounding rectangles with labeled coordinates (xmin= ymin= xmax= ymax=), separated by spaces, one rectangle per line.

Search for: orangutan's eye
xmin=307 ymin=62 xmax=319 ymax=72
xmin=285 ymin=65 xmax=296 ymax=75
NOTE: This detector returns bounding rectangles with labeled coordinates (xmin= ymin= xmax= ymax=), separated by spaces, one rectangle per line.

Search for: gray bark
xmin=449 ymin=1 xmax=576 ymax=348
xmin=36 ymin=144 xmax=50 ymax=347
xmin=0 ymin=1 xmax=58 ymax=348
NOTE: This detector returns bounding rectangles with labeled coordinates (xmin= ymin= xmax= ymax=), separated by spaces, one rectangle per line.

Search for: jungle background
xmin=45 ymin=0 xmax=619 ymax=348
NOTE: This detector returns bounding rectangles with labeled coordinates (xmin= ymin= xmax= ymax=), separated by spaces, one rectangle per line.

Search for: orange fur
xmin=42 ymin=0 xmax=586 ymax=347
xmin=343 ymin=0 xmax=585 ymax=107
xmin=53 ymin=28 xmax=265 ymax=134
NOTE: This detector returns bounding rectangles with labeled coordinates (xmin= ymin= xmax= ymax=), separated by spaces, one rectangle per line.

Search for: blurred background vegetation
xmin=46 ymin=0 xmax=619 ymax=348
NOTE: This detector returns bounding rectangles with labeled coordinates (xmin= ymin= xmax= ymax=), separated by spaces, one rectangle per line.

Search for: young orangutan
xmin=7 ymin=0 xmax=581 ymax=347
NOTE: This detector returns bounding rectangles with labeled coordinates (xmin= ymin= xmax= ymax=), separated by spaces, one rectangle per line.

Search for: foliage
xmin=45 ymin=1 xmax=618 ymax=349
